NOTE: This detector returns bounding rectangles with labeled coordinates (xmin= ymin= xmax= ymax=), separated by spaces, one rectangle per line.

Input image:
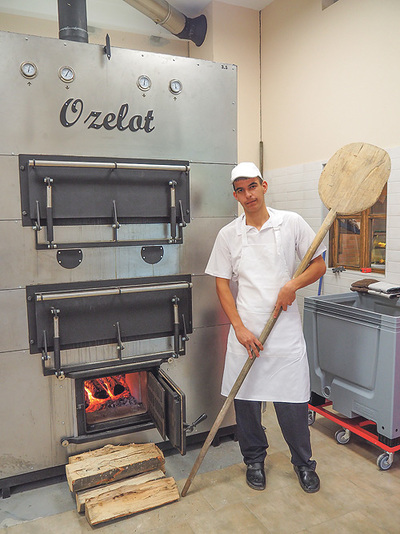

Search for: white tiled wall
xmin=265 ymin=146 xmax=400 ymax=315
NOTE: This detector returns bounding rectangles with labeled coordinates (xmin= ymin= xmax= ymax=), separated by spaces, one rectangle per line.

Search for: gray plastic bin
xmin=303 ymin=292 xmax=400 ymax=441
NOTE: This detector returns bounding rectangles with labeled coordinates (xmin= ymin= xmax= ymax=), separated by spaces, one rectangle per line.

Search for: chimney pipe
xmin=123 ymin=0 xmax=207 ymax=47
xmin=58 ymin=0 xmax=88 ymax=43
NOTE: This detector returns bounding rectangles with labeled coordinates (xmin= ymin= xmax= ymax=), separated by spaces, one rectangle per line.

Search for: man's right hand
xmin=234 ymin=324 xmax=264 ymax=359
xmin=215 ymin=277 xmax=264 ymax=359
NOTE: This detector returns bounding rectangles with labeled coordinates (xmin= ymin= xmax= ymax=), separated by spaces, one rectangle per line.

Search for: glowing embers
xmin=84 ymin=372 xmax=148 ymax=425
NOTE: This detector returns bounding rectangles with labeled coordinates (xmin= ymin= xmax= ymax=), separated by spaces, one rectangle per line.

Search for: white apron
xmin=221 ymin=217 xmax=310 ymax=402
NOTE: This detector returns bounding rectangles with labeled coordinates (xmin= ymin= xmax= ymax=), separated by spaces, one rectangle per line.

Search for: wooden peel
xmin=181 ymin=142 xmax=390 ymax=497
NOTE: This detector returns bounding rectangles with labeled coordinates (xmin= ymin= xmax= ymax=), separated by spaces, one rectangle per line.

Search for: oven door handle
xmin=172 ymin=296 xmax=180 ymax=356
xmin=112 ymin=200 xmax=121 ymax=242
xmin=184 ymin=413 xmax=207 ymax=433
xmin=33 ymin=200 xmax=42 ymax=231
xmin=178 ymin=199 xmax=187 ymax=227
xmin=44 ymin=177 xmax=54 ymax=245
xmin=171 ymin=297 xmax=191 ymax=357
xmin=115 ymin=321 xmax=124 ymax=359
xmin=169 ymin=180 xmax=177 ymax=240
xmin=51 ymin=307 xmax=62 ymax=377
xmin=182 ymin=313 xmax=189 ymax=342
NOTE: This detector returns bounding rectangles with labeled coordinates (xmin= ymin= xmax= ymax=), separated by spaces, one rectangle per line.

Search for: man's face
xmin=233 ymin=177 xmax=268 ymax=213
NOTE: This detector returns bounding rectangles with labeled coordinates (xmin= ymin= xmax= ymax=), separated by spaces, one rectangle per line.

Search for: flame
xmin=84 ymin=375 xmax=131 ymax=413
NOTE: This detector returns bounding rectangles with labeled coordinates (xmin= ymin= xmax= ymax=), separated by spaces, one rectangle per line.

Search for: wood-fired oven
xmin=0 ymin=30 xmax=237 ymax=498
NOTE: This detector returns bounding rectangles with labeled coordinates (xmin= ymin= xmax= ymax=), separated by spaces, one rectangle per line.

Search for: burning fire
xmin=84 ymin=375 xmax=131 ymax=413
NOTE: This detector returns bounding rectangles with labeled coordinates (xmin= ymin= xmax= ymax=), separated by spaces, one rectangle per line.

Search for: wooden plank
xmin=66 ymin=443 xmax=165 ymax=493
xmin=85 ymin=477 xmax=180 ymax=526
xmin=76 ymin=469 xmax=166 ymax=513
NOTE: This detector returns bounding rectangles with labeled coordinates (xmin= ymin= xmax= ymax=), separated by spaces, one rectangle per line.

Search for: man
xmin=205 ymin=162 xmax=326 ymax=493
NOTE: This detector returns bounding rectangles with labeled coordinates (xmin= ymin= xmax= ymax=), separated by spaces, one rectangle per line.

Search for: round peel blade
xmin=319 ymin=142 xmax=391 ymax=215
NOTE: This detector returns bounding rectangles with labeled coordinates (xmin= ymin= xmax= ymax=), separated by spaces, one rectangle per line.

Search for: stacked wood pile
xmin=65 ymin=442 xmax=180 ymax=526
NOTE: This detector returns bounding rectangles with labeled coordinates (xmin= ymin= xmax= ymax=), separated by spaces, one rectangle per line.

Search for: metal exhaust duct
xmin=58 ymin=0 xmax=88 ymax=43
xmin=123 ymin=0 xmax=207 ymax=47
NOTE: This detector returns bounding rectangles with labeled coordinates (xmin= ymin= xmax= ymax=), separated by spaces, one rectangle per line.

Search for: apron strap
xmin=273 ymin=225 xmax=291 ymax=277
xmin=241 ymin=217 xmax=248 ymax=247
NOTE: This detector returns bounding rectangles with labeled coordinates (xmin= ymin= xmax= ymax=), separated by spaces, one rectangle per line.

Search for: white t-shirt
xmin=205 ymin=207 xmax=326 ymax=280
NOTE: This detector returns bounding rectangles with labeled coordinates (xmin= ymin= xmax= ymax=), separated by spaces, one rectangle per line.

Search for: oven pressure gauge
xmin=59 ymin=66 xmax=75 ymax=83
xmin=137 ymin=75 xmax=151 ymax=91
xmin=169 ymin=79 xmax=182 ymax=95
xmin=20 ymin=61 xmax=38 ymax=79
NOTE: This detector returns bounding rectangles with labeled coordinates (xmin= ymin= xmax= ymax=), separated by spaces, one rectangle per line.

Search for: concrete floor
xmin=1 ymin=404 xmax=400 ymax=533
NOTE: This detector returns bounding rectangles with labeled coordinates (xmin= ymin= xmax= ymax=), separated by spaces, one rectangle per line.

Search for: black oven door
xmin=148 ymin=369 xmax=186 ymax=455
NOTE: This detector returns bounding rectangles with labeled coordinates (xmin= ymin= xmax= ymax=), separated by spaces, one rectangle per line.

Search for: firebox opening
xmin=84 ymin=371 xmax=148 ymax=428
xmin=74 ymin=367 xmax=185 ymax=454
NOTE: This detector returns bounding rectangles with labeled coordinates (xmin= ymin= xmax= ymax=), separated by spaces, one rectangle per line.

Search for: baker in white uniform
xmin=205 ymin=162 xmax=326 ymax=493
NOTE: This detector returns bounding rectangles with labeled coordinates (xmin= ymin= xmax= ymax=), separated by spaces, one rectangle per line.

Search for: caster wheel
xmin=377 ymin=452 xmax=393 ymax=470
xmin=335 ymin=428 xmax=351 ymax=445
xmin=308 ymin=410 xmax=316 ymax=426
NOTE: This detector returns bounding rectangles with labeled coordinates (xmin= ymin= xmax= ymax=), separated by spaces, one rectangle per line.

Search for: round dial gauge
xmin=169 ymin=79 xmax=182 ymax=95
xmin=20 ymin=61 xmax=38 ymax=79
xmin=137 ymin=75 xmax=151 ymax=91
xmin=59 ymin=66 xmax=75 ymax=83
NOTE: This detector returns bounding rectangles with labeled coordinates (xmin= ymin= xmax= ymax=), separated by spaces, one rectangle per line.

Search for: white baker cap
xmin=231 ymin=162 xmax=262 ymax=183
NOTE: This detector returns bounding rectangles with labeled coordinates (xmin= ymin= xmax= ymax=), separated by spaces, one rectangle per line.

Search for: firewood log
xmin=85 ymin=477 xmax=179 ymax=526
xmin=66 ymin=442 xmax=165 ymax=492
xmin=75 ymin=469 xmax=166 ymax=513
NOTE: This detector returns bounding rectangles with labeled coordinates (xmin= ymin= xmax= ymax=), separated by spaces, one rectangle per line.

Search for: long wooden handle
xmin=181 ymin=208 xmax=337 ymax=497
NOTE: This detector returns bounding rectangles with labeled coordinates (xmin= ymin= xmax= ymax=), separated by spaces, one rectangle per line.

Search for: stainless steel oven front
xmin=0 ymin=30 xmax=237 ymax=497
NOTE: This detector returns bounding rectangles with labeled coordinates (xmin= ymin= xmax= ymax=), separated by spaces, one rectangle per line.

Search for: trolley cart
xmin=304 ymin=292 xmax=400 ymax=468
xmin=308 ymin=401 xmax=400 ymax=470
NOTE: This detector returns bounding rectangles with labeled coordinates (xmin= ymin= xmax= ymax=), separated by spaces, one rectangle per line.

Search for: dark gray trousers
xmin=234 ymin=399 xmax=316 ymax=470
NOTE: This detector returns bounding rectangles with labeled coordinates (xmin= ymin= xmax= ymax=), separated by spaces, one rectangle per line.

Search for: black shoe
xmin=294 ymin=465 xmax=320 ymax=493
xmin=246 ymin=462 xmax=266 ymax=491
